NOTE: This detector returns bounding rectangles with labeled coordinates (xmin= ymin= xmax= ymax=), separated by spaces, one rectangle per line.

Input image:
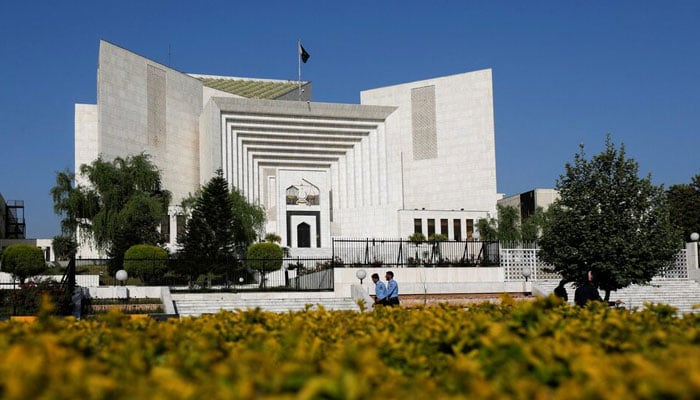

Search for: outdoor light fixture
xmin=115 ymin=269 xmax=128 ymax=285
xmin=472 ymin=231 xmax=480 ymax=241
xmin=356 ymin=269 xmax=367 ymax=285
xmin=522 ymin=266 xmax=532 ymax=282
xmin=691 ymin=232 xmax=699 ymax=242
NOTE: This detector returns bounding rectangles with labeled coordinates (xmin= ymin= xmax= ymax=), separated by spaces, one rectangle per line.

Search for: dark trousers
xmin=388 ymin=297 xmax=400 ymax=306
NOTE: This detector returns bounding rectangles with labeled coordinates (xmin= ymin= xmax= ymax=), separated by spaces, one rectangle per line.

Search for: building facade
xmin=75 ymin=40 xmax=499 ymax=256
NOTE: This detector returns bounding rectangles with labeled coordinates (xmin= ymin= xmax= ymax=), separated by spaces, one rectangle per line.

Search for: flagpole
xmin=298 ymin=39 xmax=302 ymax=101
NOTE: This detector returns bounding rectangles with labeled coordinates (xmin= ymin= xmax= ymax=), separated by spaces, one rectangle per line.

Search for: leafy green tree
xmin=667 ymin=174 xmax=700 ymax=241
xmin=247 ymin=242 xmax=283 ymax=288
xmin=1 ymin=244 xmax=47 ymax=283
xmin=474 ymin=205 xmax=521 ymax=242
xmin=539 ymin=136 xmax=681 ymax=300
xmin=496 ymin=204 xmax=521 ymax=242
xmin=476 ymin=217 xmax=497 ymax=241
xmin=178 ymin=170 xmax=237 ymax=280
xmin=230 ymin=187 xmax=266 ymax=248
xmin=124 ymin=244 xmax=168 ymax=284
xmin=51 ymin=235 xmax=78 ymax=262
xmin=520 ymin=206 xmax=549 ymax=242
xmin=51 ymin=154 xmax=171 ymax=273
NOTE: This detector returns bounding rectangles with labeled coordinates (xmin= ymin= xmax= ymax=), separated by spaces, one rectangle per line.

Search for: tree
xmin=178 ymin=170 xmax=237 ymax=280
xmin=474 ymin=205 xmax=521 ymax=242
xmin=124 ymin=244 xmax=168 ymax=284
xmin=496 ymin=204 xmax=521 ymax=242
xmin=230 ymin=187 xmax=266 ymax=249
xmin=520 ymin=206 xmax=549 ymax=242
xmin=52 ymin=235 xmax=77 ymax=262
xmin=246 ymin=242 xmax=283 ymax=288
xmin=51 ymin=153 xmax=171 ymax=273
xmin=1 ymin=244 xmax=47 ymax=283
xmin=539 ymin=136 xmax=681 ymax=301
xmin=667 ymin=174 xmax=700 ymax=241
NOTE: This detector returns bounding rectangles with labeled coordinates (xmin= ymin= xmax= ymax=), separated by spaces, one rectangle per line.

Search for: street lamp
xmin=116 ymin=269 xmax=128 ymax=285
xmin=356 ymin=269 xmax=367 ymax=285
xmin=522 ymin=266 xmax=532 ymax=282
xmin=691 ymin=232 xmax=699 ymax=242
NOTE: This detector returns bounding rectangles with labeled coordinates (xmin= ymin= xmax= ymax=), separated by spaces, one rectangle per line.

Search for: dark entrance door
xmin=297 ymin=222 xmax=311 ymax=248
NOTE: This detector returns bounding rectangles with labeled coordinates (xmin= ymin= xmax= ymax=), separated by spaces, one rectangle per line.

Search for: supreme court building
xmin=75 ymin=40 xmax=498 ymax=256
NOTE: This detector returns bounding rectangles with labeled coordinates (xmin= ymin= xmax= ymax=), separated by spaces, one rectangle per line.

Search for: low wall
xmin=86 ymin=286 xmax=176 ymax=314
xmin=333 ymin=267 xmax=530 ymax=298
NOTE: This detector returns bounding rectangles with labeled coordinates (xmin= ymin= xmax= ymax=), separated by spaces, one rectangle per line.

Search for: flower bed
xmin=0 ymin=297 xmax=698 ymax=398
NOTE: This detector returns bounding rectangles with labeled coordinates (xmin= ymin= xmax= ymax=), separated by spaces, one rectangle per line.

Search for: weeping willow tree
xmin=51 ymin=153 xmax=171 ymax=273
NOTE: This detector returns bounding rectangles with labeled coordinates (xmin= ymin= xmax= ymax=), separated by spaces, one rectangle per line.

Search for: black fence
xmin=72 ymin=257 xmax=335 ymax=291
xmin=0 ymin=280 xmax=73 ymax=318
xmin=331 ymin=238 xmax=501 ymax=267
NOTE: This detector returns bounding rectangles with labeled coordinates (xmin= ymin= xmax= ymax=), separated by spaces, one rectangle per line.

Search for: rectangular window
xmin=453 ymin=219 xmax=462 ymax=241
xmin=466 ymin=219 xmax=474 ymax=240
xmin=176 ymin=215 xmax=187 ymax=240
xmin=414 ymin=218 xmax=422 ymax=234
xmin=427 ymin=219 xmax=435 ymax=237
xmin=160 ymin=215 xmax=171 ymax=243
xmin=440 ymin=219 xmax=448 ymax=237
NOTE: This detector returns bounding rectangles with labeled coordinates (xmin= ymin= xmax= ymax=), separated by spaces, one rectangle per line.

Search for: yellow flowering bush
xmin=0 ymin=296 xmax=699 ymax=399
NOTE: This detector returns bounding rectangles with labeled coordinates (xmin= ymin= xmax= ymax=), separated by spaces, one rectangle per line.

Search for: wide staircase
xmin=533 ymin=279 xmax=700 ymax=314
xmin=173 ymin=295 xmax=361 ymax=317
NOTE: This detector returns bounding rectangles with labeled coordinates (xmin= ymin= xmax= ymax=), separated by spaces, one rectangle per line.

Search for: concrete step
xmin=533 ymin=279 xmax=700 ymax=314
xmin=174 ymin=297 xmax=360 ymax=317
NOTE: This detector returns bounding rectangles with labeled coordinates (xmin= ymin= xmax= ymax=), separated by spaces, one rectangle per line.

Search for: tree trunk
xmin=604 ymin=290 xmax=610 ymax=302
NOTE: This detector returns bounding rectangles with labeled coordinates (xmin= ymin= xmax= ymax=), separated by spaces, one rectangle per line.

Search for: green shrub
xmin=1 ymin=244 xmax=46 ymax=283
xmin=428 ymin=233 xmax=448 ymax=242
xmin=246 ymin=242 xmax=283 ymax=271
xmin=264 ymin=232 xmax=282 ymax=243
xmin=123 ymin=244 xmax=168 ymax=284
xmin=408 ymin=232 xmax=426 ymax=243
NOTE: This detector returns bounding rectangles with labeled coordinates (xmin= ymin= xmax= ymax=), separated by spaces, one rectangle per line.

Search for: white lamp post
xmin=115 ymin=269 xmax=128 ymax=285
xmin=115 ymin=269 xmax=129 ymax=300
xmin=691 ymin=232 xmax=699 ymax=242
xmin=355 ymin=269 xmax=367 ymax=285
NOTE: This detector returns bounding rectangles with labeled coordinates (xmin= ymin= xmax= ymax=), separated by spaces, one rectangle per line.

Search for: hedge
xmin=0 ymin=297 xmax=698 ymax=398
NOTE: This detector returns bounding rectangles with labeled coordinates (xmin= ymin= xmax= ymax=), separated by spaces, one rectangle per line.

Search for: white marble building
xmin=75 ymin=40 xmax=498 ymax=256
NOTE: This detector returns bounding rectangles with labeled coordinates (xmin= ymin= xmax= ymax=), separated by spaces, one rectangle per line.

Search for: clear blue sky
xmin=1 ymin=1 xmax=698 ymax=238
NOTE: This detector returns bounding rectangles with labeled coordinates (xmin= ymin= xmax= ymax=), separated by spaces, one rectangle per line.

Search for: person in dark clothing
xmin=553 ymin=279 xmax=568 ymax=301
xmin=574 ymin=271 xmax=622 ymax=307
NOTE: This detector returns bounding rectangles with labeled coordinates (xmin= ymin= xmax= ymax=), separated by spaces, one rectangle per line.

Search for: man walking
xmin=372 ymin=273 xmax=388 ymax=306
xmin=386 ymin=271 xmax=399 ymax=306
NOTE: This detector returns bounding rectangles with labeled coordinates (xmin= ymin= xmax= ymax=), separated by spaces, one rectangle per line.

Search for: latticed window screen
xmin=411 ymin=85 xmax=437 ymax=160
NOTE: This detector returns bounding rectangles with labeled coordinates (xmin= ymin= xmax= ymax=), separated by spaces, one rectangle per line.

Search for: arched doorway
xmin=297 ymin=222 xmax=311 ymax=248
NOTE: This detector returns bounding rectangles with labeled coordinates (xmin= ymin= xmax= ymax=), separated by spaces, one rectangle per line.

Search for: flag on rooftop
xmin=299 ymin=43 xmax=310 ymax=63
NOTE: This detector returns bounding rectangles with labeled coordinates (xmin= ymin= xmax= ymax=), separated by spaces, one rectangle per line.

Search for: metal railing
xmin=71 ymin=257 xmax=335 ymax=291
xmin=331 ymin=238 xmax=500 ymax=267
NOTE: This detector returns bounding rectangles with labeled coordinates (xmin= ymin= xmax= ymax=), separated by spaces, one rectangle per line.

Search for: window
xmin=440 ymin=219 xmax=448 ymax=237
xmin=176 ymin=215 xmax=187 ymax=240
xmin=427 ymin=219 xmax=435 ymax=237
xmin=453 ymin=219 xmax=462 ymax=241
xmin=414 ymin=218 xmax=422 ymax=234
xmin=466 ymin=219 xmax=474 ymax=240
xmin=160 ymin=215 xmax=170 ymax=243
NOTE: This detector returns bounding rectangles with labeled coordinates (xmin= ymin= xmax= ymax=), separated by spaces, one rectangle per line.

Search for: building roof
xmin=192 ymin=74 xmax=303 ymax=99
